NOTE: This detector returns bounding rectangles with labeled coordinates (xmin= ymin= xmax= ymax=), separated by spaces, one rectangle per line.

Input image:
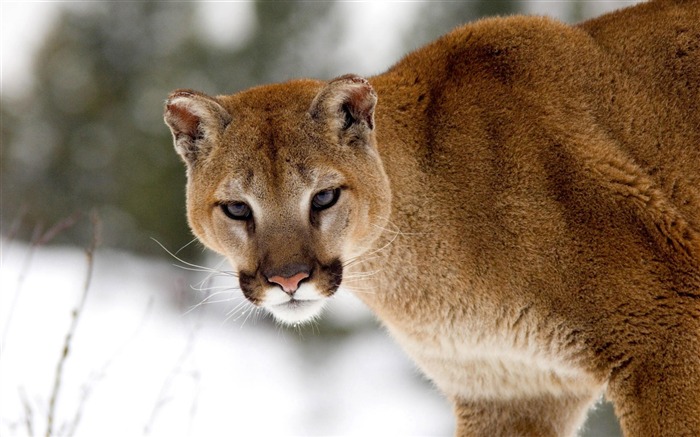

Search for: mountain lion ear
xmin=309 ymin=74 xmax=377 ymax=135
xmin=164 ymin=89 xmax=232 ymax=166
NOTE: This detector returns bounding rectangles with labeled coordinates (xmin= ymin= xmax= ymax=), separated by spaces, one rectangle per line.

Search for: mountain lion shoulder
xmin=164 ymin=1 xmax=700 ymax=435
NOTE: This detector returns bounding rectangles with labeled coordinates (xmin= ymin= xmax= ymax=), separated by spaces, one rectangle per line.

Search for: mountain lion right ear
xmin=309 ymin=74 xmax=377 ymax=141
xmin=164 ymin=90 xmax=232 ymax=166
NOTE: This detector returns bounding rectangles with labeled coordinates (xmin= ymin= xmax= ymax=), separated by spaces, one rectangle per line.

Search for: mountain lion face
xmin=164 ymin=76 xmax=391 ymax=324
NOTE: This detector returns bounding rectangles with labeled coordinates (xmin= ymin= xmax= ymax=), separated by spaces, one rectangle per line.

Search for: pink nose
xmin=267 ymin=271 xmax=310 ymax=294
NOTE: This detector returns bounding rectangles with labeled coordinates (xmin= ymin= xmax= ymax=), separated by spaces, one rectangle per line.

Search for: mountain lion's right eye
xmin=221 ymin=202 xmax=252 ymax=220
xmin=312 ymin=188 xmax=340 ymax=211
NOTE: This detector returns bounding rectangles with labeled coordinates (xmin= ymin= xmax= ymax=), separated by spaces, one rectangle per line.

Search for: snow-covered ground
xmin=0 ymin=240 xmax=453 ymax=436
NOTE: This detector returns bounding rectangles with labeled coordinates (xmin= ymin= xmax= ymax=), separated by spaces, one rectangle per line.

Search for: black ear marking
xmin=309 ymin=74 xmax=377 ymax=135
xmin=341 ymin=103 xmax=356 ymax=130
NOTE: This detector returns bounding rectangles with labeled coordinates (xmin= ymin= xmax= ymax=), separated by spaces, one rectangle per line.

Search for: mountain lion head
xmin=164 ymin=75 xmax=391 ymax=325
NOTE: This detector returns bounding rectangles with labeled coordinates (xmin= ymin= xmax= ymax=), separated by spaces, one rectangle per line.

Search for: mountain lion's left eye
xmin=311 ymin=188 xmax=340 ymax=211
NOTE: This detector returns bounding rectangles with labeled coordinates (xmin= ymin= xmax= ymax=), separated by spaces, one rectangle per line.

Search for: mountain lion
xmin=164 ymin=1 xmax=699 ymax=435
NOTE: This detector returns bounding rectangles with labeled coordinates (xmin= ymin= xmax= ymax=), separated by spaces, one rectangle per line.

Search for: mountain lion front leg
xmin=453 ymin=393 xmax=598 ymax=437
xmin=605 ymin=320 xmax=700 ymax=437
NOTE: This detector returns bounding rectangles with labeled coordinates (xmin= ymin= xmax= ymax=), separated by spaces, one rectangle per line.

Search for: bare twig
xmin=63 ymin=295 xmax=155 ymax=437
xmin=2 ymin=203 xmax=28 ymax=247
xmin=45 ymin=212 xmax=100 ymax=437
xmin=0 ymin=225 xmax=40 ymax=354
xmin=64 ymin=295 xmax=154 ymax=437
xmin=18 ymin=387 xmax=34 ymax=437
xmin=13 ymin=222 xmax=44 ymax=287
xmin=34 ymin=213 xmax=81 ymax=247
xmin=187 ymin=371 xmax=202 ymax=437
xmin=2 ymin=214 xmax=81 ymax=354
xmin=143 ymin=323 xmax=200 ymax=435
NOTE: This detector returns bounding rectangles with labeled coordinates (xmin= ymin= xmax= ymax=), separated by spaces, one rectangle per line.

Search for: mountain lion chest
xmin=370 ymin=290 xmax=601 ymax=401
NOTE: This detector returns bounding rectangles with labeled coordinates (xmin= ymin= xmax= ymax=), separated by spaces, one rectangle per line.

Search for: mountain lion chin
xmin=265 ymin=298 xmax=326 ymax=326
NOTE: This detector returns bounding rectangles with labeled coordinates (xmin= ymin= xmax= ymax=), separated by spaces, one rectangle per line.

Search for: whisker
xmin=252 ymin=308 xmax=265 ymax=325
xmin=198 ymin=297 xmax=240 ymax=305
xmin=189 ymin=283 xmax=239 ymax=293
xmin=225 ymin=300 xmax=250 ymax=316
xmin=183 ymin=290 xmax=240 ymax=315
xmin=192 ymin=273 xmax=238 ymax=296
xmin=343 ymin=269 xmax=383 ymax=279
xmin=343 ymin=256 xmax=385 ymax=272
xmin=172 ymin=264 xmax=237 ymax=277
xmin=174 ymin=237 xmax=199 ymax=256
xmin=370 ymin=214 xmax=427 ymax=237
xmin=240 ymin=306 xmax=259 ymax=328
xmin=191 ymin=289 xmax=233 ymax=301
xmin=232 ymin=306 xmax=254 ymax=324
xmin=152 ymin=238 xmax=236 ymax=277
xmin=222 ymin=301 xmax=252 ymax=325
xmin=341 ymin=280 xmax=378 ymax=289
xmin=191 ymin=264 xmax=238 ymax=287
xmin=368 ymin=231 xmax=400 ymax=255
xmin=184 ymin=297 xmax=242 ymax=316
xmin=193 ymin=261 xmax=239 ymax=302
xmin=340 ymin=285 xmax=377 ymax=295
xmin=184 ymin=291 xmax=239 ymax=315
xmin=343 ymin=229 xmax=401 ymax=270
xmin=341 ymin=283 xmax=378 ymax=292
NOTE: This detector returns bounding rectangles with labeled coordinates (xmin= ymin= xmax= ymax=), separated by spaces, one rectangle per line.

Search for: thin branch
xmin=2 ymin=214 xmax=80 ymax=359
xmin=2 ymin=203 xmax=28 ymax=247
xmin=64 ymin=296 xmax=154 ymax=437
xmin=145 ymin=278 xmax=201 ymax=436
xmin=45 ymin=213 xmax=100 ymax=437
xmin=34 ymin=213 xmax=81 ymax=247
xmin=18 ymin=387 xmax=34 ymax=437
xmin=2 ymin=224 xmax=44 ymax=344
xmin=186 ymin=371 xmax=202 ymax=437
xmin=143 ymin=324 xmax=200 ymax=435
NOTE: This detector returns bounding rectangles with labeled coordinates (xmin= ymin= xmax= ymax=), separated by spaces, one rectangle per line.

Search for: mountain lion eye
xmin=312 ymin=188 xmax=340 ymax=211
xmin=221 ymin=202 xmax=252 ymax=220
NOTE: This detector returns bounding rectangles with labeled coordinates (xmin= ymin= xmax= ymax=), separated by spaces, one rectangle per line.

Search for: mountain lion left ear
xmin=310 ymin=74 xmax=377 ymax=132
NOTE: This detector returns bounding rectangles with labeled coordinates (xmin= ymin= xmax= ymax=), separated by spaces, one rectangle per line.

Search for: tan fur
xmin=164 ymin=1 xmax=700 ymax=435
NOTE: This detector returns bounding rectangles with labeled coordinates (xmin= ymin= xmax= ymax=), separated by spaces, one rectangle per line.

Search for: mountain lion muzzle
xmin=164 ymin=1 xmax=700 ymax=435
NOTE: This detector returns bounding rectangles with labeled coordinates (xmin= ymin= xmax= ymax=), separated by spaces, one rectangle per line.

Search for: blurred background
xmin=1 ymin=1 xmax=641 ymax=436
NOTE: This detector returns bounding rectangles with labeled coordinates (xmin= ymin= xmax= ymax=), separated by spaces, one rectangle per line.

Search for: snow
xmin=0 ymin=241 xmax=452 ymax=436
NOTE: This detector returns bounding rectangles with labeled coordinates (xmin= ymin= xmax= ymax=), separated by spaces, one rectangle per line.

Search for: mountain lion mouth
xmin=266 ymin=297 xmax=326 ymax=325
xmin=237 ymin=259 xmax=343 ymax=325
